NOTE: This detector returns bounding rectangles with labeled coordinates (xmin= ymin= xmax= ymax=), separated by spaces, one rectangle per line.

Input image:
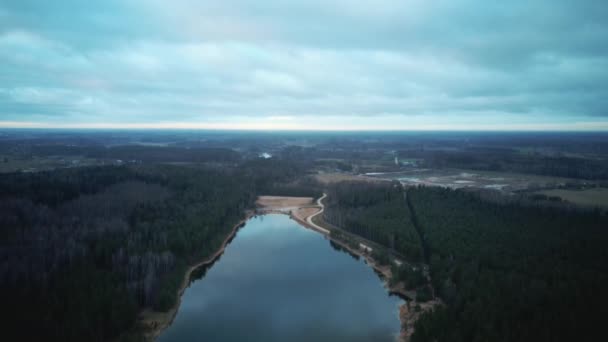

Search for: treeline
xmin=241 ymin=158 xmax=322 ymax=198
xmin=323 ymin=181 xmax=423 ymax=261
xmin=0 ymin=158 xmax=306 ymax=341
xmin=400 ymin=149 xmax=608 ymax=180
xmin=87 ymin=146 xmax=241 ymax=163
xmin=2 ymin=142 xmax=241 ymax=163
xmin=408 ymin=186 xmax=608 ymax=342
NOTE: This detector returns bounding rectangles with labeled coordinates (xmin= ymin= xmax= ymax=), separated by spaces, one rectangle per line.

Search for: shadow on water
xmin=188 ymin=218 xmax=248 ymax=284
xmin=389 ymin=290 xmax=412 ymax=302
xmin=329 ymin=240 xmax=361 ymax=260
xmin=189 ymin=259 xmax=214 ymax=283
xmin=328 ymin=238 xmax=412 ymax=302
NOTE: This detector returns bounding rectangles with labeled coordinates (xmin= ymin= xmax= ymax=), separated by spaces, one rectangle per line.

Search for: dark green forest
xmin=399 ymin=148 xmax=608 ymax=180
xmin=407 ymin=186 xmax=608 ymax=341
xmin=0 ymin=159 xmax=313 ymax=341
xmin=322 ymin=181 xmax=608 ymax=341
xmin=323 ymin=181 xmax=423 ymax=261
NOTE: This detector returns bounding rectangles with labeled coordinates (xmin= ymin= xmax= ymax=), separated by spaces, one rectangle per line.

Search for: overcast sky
xmin=1 ymin=0 xmax=607 ymax=130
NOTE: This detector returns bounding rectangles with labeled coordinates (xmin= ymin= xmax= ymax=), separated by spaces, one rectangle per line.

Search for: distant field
xmin=369 ymin=168 xmax=581 ymax=192
xmin=314 ymin=172 xmax=386 ymax=184
xmin=256 ymin=196 xmax=313 ymax=209
xmin=537 ymin=188 xmax=608 ymax=208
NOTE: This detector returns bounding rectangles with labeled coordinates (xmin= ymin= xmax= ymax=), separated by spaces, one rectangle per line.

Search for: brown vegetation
xmin=256 ymin=196 xmax=314 ymax=209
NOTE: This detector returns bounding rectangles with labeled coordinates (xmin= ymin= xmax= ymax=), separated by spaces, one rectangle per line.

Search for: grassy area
xmin=537 ymin=188 xmax=608 ymax=208
xmin=314 ymin=172 xmax=385 ymax=184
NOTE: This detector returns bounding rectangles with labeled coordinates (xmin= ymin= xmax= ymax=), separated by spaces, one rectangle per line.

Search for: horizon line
xmin=2 ymin=121 xmax=608 ymax=132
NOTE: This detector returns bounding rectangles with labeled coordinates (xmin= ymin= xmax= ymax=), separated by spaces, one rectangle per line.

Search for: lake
xmin=158 ymin=214 xmax=403 ymax=342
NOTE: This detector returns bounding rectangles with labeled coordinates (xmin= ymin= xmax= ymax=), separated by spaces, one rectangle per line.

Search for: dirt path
xmin=257 ymin=194 xmax=331 ymax=235
xmin=305 ymin=193 xmax=328 ymax=233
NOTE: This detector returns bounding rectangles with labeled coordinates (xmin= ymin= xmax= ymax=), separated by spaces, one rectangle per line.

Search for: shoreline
xmin=289 ymin=211 xmax=415 ymax=341
xmin=140 ymin=194 xmax=438 ymax=342
xmin=285 ymin=197 xmax=440 ymax=342
xmin=286 ymin=196 xmax=411 ymax=297
xmin=137 ymin=211 xmax=255 ymax=341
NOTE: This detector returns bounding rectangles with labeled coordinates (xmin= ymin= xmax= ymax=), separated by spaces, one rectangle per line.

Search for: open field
xmin=368 ymin=168 xmax=586 ymax=192
xmin=536 ymin=188 xmax=608 ymax=208
xmin=314 ymin=172 xmax=386 ymax=184
xmin=256 ymin=196 xmax=313 ymax=209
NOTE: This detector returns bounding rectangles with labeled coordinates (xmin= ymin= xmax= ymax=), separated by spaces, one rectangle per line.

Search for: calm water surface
xmin=158 ymin=214 xmax=403 ymax=342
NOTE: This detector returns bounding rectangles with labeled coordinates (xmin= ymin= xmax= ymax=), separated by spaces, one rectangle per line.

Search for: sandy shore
xmin=256 ymin=196 xmax=315 ymax=209
xmin=136 ymin=211 xmax=255 ymax=341
xmin=292 ymin=207 xmax=320 ymax=222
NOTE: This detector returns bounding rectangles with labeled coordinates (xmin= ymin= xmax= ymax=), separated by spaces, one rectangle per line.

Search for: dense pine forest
xmin=323 ymin=181 xmax=423 ymax=261
xmin=0 ymin=159 xmax=313 ymax=341
xmin=407 ymin=187 xmax=608 ymax=341
xmin=323 ymin=181 xmax=608 ymax=341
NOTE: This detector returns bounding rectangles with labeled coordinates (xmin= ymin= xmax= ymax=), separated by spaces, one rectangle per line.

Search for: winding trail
xmin=306 ymin=193 xmax=329 ymax=234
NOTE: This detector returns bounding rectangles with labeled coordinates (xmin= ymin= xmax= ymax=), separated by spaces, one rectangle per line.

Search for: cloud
xmin=0 ymin=0 xmax=607 ymax=130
